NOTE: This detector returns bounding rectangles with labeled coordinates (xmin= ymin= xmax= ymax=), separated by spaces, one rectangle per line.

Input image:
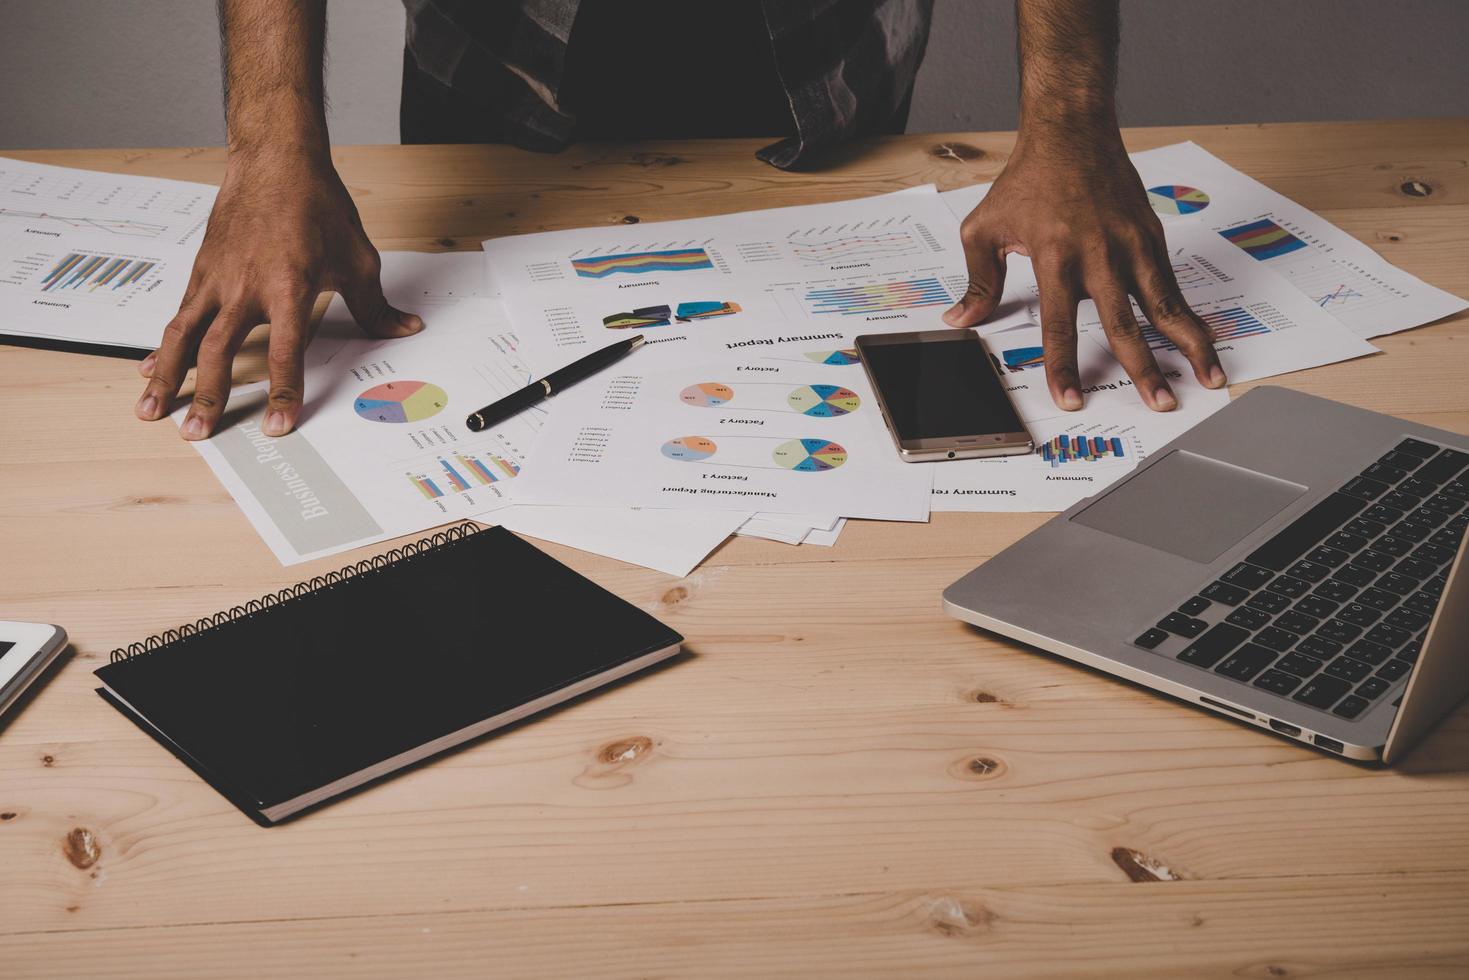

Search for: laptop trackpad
xmin=1072 ymin=450 xmax=1307 ymax=563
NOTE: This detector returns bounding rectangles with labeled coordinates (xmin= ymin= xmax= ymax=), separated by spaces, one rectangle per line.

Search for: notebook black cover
xmin=95 ymin=524 xmax=682 ymax=825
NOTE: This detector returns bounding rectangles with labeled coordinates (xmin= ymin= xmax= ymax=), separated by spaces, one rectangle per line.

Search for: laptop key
xmin=1334 ymin=695 xmax=1370 ymax=719
xmin=1158 ymin=612 xmax=1208 ymax=638
xmin=1306 ymin=545 xmax=1349 ymax=568
xmin=1401 ymin=477 xmax=1436 ymax=497
xmin=1344 ymin=517 xmax=1386 ymax=539
xmin=1294 ymin=595 xmax=1339 ymax=619
xmin=1354 ymin=588 xmax=1398 ymax=611
xmin=1225 ymin=606 xmax=1272 ymax=630
xmin=1254 ymin=626 xmax=1299 ymax=653
xmin=1247 ymin=591 xmax=1293 ymax=614
xmin=1215 ymin=644 xmax=1278 ymax=681
xmin=1356 ymin=677 xmax=1391 ymax=700
xmin=1375 ymin=572 xmax=1420 ymax=596
xmin=1201 ymin=580 xmax=1250 ymax=605
xmin=1325 ymin=531 xmax=1368 ymax=553
xmin=1221 ymin=562 xmax=1274 ymax=589
xmin=1423 ymin=493 xmax=1464 ymax=515
xmin=1429 ymin=525 xmax=1462 ymax=549
xmin=1345 ymin=639 xmax=1391 ymax=666
xmin=1313 ymin=580 xmax=1359 ymax=604
xmin=1178 ymin=596 xmax=1212 ymax=616
xmin=1275 ymin=610 xmax=1320 ymax=635
xmin=1390 ymin=558 xmax=1436 ymax=585
xmin=1286 ymin=559 xmax=1330 ymax=583
xmin=1413 ymin=542 xmax=1456 ymax=566
xmin=1317 ymin=619 xmax=1363 ymax=644
xmin=1324 ymin=656 xmax=1372 ymax=682
xmin=1387 ymin=520 xmax=1430 ymax=543
xmin=1297 ymin=635 xmax=1343 ymax=660
xmin=1423 ymin=574 xmax=1448 ymax=597
xmin=1443 ymin=479 xmax=1469 ymax=502
xmin=1370 ymin=535 xmax=1413 ymax=557
xmin=1336 ymin=603 xmax=1381 ymax=628
xmin=1361 ymin=462 xmax=1407 ymax=485
xmin=1348 ymin=550 xmax=1393 ymax=573
xmin=1276 ymin=652 xmax=1324 ymax=678
xmin=1177 ymin=623 xmax=1249 ymax=665
xmin=1363 ymin=503 xmax=1404 ymax=525
xmin=1246 ymin=493 xmax=1366 ymax=571
xmin=1340 ymin=476 xmax=1389 ymax=501
xmin=1394 ymin=438 xmax=1439 ymax=459
xmin=1413 ymin=448 xmax=1469 ymax=485
xmin=1396 ymin=637 xmax=1423 ymax=663
xmin=1379 ymin=490 xmax=1423 ymax=512
xmin=1267 ymin=575 xmax=1311 ymax=598
xmin=1332 ymin=565 xmax=1377 ymax=588
xmin=1408 ymin=507 xmax=1448 ymax=529
xmin=1377 ymin=659 xmax=1411 ymax=681
xmin=1402 ymin=591 xmax=1439 ymax=616
xmin=1294 ymin=675 xmax=1352 ymax=709
xmin=1134 ymin=628 xmax=1170 ymax=650
xmin=1254 ymin=668 xmax=1303 ymax=695
xmin=1365 ymin=623 xmax=1411 ymax=648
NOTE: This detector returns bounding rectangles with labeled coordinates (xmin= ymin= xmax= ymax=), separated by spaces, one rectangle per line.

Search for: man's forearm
xmin=219 ymin=0 xmax=330 ymax=161
xmin=1014 ymin=0 xmax=1122 ymax=149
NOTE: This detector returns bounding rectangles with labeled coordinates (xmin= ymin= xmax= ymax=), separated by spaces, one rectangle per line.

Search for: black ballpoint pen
xmin=466 ymin=334 xmax=645 ymax=432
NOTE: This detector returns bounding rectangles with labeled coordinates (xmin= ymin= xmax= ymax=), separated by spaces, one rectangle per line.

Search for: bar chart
xmin=804 ymin=277 xmax=951 ymax=316
xmin=39 ymin=251 xmax=157 ymax=299
xmin=1038 ymin=434 xmax=1128 ymax=467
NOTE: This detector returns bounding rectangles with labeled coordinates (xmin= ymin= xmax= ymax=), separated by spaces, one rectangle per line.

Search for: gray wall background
xmin=2 ymin=0 xmax=1465 ymax=150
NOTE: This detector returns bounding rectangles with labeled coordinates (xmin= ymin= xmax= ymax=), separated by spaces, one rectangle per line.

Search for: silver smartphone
xmin=856 ymin=329 xmax=1033 ymax=462
xmin=0 ymin=621 xmax=67 ymax=720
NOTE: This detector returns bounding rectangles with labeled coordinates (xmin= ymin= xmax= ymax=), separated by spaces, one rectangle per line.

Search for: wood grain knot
xmin=435 ymin=237 xmax=457 ymax=248
xmin=926 ymin=896 xmax=992 ymax=937
xmin=621 ymin=215 xmax=641 ymax=224
xmin=660 ymin=586 xmax=689 ymax=606
xmin=1110 ymin=846 xmax=1182 ymax=882
xmin=0 ymin=811 xmax=17 ymax=821
xmin=41 ymin=754 xmax=55 ymax=767
xmin=598 ymin=736 xmax=652 ymax=765
xmin=930 ymin=142 xmax=984 ymax=163
xmin=63 ymin=828 xmax=101 ymax=870
xmin=576 ymin=736 xmax=655 ymax=789
xmin=948 ymin=754 xmax=1007 ymax=782
xmin=1399 ymin=179 xmax=1433 ymax=198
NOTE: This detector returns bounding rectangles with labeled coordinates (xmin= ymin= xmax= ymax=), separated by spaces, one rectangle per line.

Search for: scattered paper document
xmin=496 ymin=505 xmax=747 ymax=577
xmin=511 ymin=358 xmax=934 ymax=521
xmin=0 ymin=156 xmax=217 ymax=351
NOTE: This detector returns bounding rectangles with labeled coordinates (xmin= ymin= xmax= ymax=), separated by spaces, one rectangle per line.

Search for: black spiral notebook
xmin=95 ymin=524 xmax=683 ymax=825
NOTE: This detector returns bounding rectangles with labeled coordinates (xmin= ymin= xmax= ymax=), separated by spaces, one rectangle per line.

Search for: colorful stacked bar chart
xmin=438 ymin=458 xmax=471 ymax=493
xmin=1141 ymin=306 xmax=1272 ymax=351
xmin=409 ymin=474 xmax=445 ymax=499
xmin=1038 ymin=434 xmax=1127 ymax=467
xmin=572 ymin=248 xmax=713 ymax=279
xmin=805 ymin=277 xmax=950 ymax=316
xmin=41 ymin=252 xmax=156 ymax=293
xmin=1219 ymin=218 xmax=1308 ymax=260
xmin=455 ymin=452 xmax=520 ymax=485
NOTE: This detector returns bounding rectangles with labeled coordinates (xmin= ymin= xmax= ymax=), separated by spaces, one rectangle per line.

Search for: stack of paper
xmin=2 ymin=146 xmax=1440 ymax=575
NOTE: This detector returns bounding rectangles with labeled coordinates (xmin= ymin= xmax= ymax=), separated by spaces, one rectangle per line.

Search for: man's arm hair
xmin=218 ymin=0 xmax=330 ymax=160
xmin=1014 ymin=0 xmax=1121 ymax=146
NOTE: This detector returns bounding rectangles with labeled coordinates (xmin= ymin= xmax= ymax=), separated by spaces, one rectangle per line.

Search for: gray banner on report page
xmin=210 ymin=390 xmax=383 ymax=554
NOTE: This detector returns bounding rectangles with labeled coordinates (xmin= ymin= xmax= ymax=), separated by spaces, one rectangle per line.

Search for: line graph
xmin=789 ymin=230 xmax=922 ymax=264
xmin=0 ymin=208 xmax=168 ymax=238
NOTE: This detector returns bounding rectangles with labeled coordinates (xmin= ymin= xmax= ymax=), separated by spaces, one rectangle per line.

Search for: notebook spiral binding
xmin=109 ymin=522 xmax=483 ymax=664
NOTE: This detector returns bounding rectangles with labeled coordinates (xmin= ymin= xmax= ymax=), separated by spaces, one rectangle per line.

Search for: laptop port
xmin=1313 ymin=734 xmax=1344 ymax=753
xmin=1269 ymin=719 xmax=1301 ymax=737
xmin=1199 ymin=696 xmax=1254 ymax=720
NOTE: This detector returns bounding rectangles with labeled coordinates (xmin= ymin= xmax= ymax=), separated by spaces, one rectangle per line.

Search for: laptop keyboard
xmin=1133 ymin=438 xmax=1467 ymax=721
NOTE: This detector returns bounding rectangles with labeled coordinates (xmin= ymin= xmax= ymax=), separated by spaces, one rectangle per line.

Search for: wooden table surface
xmin=3 ymin=121 xmax=1468 ymax=978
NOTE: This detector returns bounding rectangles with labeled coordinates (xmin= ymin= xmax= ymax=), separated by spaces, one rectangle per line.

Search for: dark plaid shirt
xmin=401 ymin=0 xmax=934 ymax=169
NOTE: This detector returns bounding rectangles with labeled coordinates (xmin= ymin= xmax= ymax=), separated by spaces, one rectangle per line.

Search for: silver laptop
xmin=944 ymin=386 xmax=1469 ymax=762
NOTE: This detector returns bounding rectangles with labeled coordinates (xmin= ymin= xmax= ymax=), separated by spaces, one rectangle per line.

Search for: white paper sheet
xmin=0 ymin=156 xmax=217 ymax=349
xmin=511 ymin=359 xmax=934 ymax=521
xmin=495 ymin=505 xmax=746 ymax=577
xmin=802 ymin=518 xmax=847 ymax=546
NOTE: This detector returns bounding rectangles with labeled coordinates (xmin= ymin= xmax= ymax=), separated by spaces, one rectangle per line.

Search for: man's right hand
xmin=134 ymin=149 xmax=423 ymax=440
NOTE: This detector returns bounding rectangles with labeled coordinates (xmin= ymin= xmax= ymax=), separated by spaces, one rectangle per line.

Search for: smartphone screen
xmin=859 ymin=332 xmax=1026 ymax=444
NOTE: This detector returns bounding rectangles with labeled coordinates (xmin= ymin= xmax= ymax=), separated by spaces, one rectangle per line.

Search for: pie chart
xmin=354 ymin=380 xmax=448 ymax=424
xmin=786 ymin=384 xmax=861 ymax=417
xmin=804 ymin=348 xmax=861 ymax=366
xmin=1147 ymin=185 xmax=1211 ymax=216
xmin=679 ymin=382 xmax=734 ymax=408
xmin=772 ymin=438 xmax=848 ymax=472
xmin=661 ymin=436 xmax=717 ymax=461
